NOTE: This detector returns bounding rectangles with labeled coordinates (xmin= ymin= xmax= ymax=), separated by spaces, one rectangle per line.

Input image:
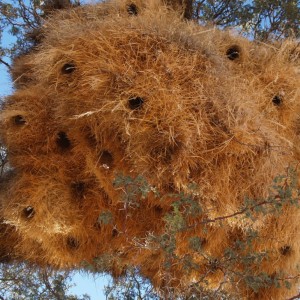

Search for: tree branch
xmin=41 ymin=270 xmax=63 ymax=300
xmin=0 ymin=58 xmax=11 ymax=70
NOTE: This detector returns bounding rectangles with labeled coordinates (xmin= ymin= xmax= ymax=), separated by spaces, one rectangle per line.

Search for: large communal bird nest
xmin=0 ymin=0 xmax=299 ymax=298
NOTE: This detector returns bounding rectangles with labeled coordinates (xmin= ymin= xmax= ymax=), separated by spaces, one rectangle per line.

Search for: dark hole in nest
xmin=226 ymin=46 xmax=241 ymax=61
xmin=22 ymin=206 xmax=35 ymax=219
xmin=61 ymin=63 xmax=76 ymax=74
xmin=128 ymin=96 xmax=144 ymax=110
xmin=67 ymin=237 xmax=80 ymax=250
xmin=127 ymin=3 xmax=138 ymax=15
xmin=272 ymin=95 xmax=282 ymax=106
xmin=56 ymin=131 xmax=71 ymax=150
xmin=280 ymin=245 xmax=291 ymax=256
xmin=154 ymin=205 xmax=163 ymax=215
xmin=100 ymin=150 xmax=114 ymax=169
xmin=13 ymin=115 xmax=26 ymax=126
xmin=71 ymin=181 xmax=85 ymax=199
xmin=112 ymin=228 xmax=119 ymax=237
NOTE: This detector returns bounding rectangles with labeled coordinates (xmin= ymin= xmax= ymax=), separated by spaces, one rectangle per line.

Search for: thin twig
xmin=0 ymin=59 xmax=11 ymax=70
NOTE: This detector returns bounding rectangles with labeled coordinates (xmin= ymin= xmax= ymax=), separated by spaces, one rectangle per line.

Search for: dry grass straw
xmin=0 ymin=0 xmax=299 ymax=298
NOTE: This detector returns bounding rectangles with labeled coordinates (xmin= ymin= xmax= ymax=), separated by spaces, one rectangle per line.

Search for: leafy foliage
xmin=105 ymin=169 xmax=300 ymax=299
xmin=0 ymin=262 xmax=90 ymax=300
xmin=193 ymin=0 xmax=300 ymax=40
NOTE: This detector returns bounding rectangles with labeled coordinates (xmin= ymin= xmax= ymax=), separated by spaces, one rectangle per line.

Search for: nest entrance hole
xmin=112 ymin=228 xmax=119 ymax=237
xmin=61 ymin=63 xmax=76 ymax=74
xmin=127 ymin=3 xmax=138 ymax=15
xmin=56 ymin=131 xmax=72 ymax=150
xmin=100 ymin=150 xmax=114 ymax=169
xmin=67 ymin=236 xmax=80 ymax=250
xmin=226 ymin=45 xmax=241 ymax=61
xmin=272 ymin=95 xmax=283 ymax=106
xmin=13 ymin=115 xmax=26 ymax=126
xmin=71 ymin=181 xmax=85 ymax=199
xmin=280 ymin=245 xmax=291 ymax=256
xmin=128 ymin=96 xmax=144 ymax=110
xmin=22 ymin=206 xmax=35 ymax=219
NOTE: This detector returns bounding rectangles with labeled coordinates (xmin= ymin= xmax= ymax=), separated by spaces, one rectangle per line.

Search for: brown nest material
xmin=0 ymin=0 xmax=299 ymax=298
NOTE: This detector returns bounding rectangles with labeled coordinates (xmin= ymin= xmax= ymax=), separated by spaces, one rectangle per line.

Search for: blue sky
xmin=69 ymin=272 xmax=109 ymax=299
